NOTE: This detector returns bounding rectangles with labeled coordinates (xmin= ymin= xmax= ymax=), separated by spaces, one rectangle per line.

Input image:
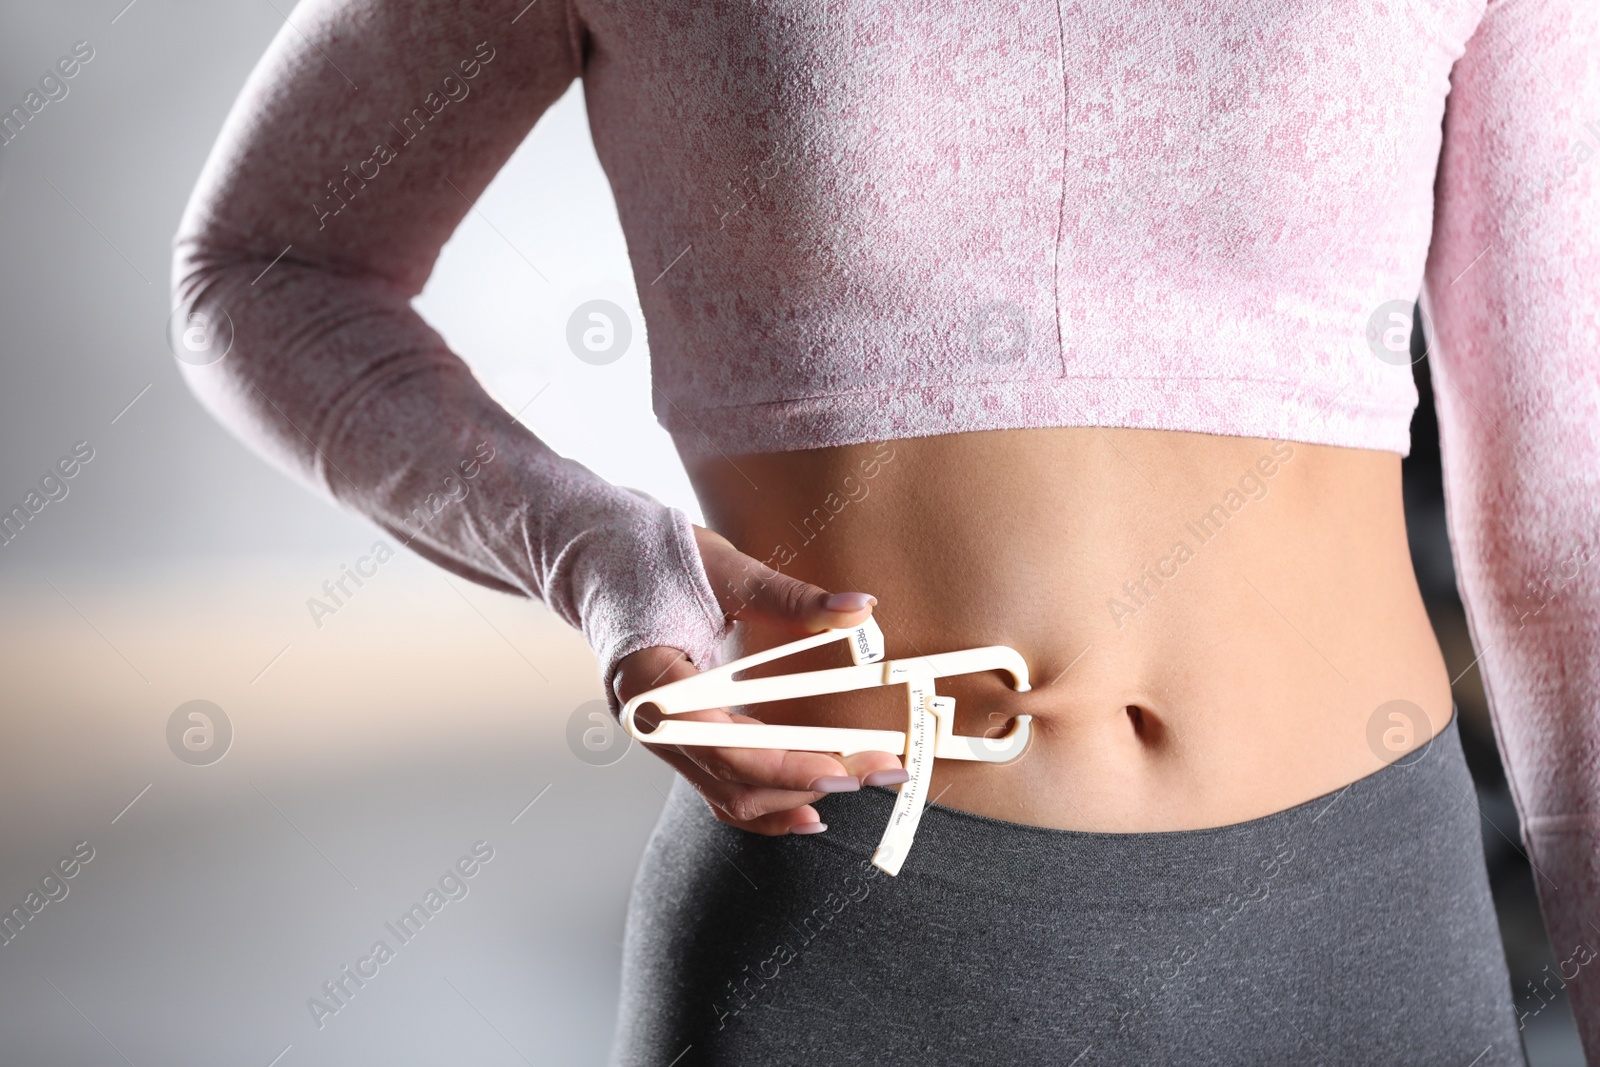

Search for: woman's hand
xmin=612 ymin=525 xmax=908 ymax=835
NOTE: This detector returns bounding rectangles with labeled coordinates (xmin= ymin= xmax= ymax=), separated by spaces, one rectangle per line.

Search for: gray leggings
xmin=611 ymin=714 xmax=1526 ymax=1066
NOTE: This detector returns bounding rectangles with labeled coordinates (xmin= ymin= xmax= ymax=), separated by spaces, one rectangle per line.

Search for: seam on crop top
xmin=661 ymin=378 xmax=1416 ymax=460
xmin=1051 ymin=0 xmax=1069 ymax=384
xmin=662 ymin=373 xmax=1397 ymax=415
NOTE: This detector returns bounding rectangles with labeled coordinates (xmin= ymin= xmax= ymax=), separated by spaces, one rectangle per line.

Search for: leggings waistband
xmin=805 ymin=709 xmax=1474 ymax=907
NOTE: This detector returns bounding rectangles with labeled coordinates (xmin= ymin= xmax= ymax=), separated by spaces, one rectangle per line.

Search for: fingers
xmin=611 ymin=540 xmax=903 ymax=837
xmin=662 ymin=709 xmax=883 ymax=830
xmin=649 ymin=744 xmax=828 ymax=835
xmin=612 ymin=643 xmax=699 ymax=709
xmin=679 ymin=726 xmax=908 ymax=794
xmin=841 ymin=751 xmax=911 ymax=788
xmin=692 ymin=524 xmax=878 ymax=634
xmin=613 ymin=649 xmax=836 ymax=833
xmin=613 ymin=647 xmax=912 ymax=835
xmin=669 ymin=741 xmax=909 ymax=834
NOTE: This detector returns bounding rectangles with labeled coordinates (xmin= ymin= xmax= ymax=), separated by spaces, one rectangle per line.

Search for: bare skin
xmin=614 ymin=427 xmax=1452 ymax=836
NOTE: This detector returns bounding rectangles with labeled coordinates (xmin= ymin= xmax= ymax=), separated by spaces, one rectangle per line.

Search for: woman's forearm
xmin=170 ymin=0 xmax=729 ymax=706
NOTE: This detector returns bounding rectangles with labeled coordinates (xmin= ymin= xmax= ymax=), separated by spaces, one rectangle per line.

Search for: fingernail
xmin=808 ymin=775 xmax=860 ymax=793
xmin=863 ymin=769 xmax=910 ymax=787
xmin=790 ymin=822 xmax=828 ymax=835
xmin=825 ymin=592 xmax=876 ymax=613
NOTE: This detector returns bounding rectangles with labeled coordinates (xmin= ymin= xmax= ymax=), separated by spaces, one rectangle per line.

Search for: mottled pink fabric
xmin=172 ymin=0 xmax=1600 ymax=1047
xmin=1424 ymin=0 xmax=1600 ymax=1051
xmin=171 ymin=1 xmax=732 ymax=717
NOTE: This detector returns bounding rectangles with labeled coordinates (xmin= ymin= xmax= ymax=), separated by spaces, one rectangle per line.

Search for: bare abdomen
xmin=684 ymin=425 xmax=1452 ymax=831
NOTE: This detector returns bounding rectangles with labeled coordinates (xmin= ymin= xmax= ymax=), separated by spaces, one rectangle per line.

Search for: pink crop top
xmin=173 ymin=0 xmax=1600 ymax=1045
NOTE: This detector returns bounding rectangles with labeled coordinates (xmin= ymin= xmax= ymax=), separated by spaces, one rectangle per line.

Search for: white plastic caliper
xmin=619 ymin=617 xmax=1032 ymax=875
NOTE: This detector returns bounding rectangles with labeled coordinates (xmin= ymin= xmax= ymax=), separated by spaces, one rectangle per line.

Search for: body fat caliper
xmin=619 ymin=618 xmax=1033 ymax=875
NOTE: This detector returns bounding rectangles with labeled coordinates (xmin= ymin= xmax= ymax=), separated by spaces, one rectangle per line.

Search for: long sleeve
xmin=1423 ymin=0 xmax=1600 ymax=1050
xmin=170 ymin=0 xmax=730 ymax=711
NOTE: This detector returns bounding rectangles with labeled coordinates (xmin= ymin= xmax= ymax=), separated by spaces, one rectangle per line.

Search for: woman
xmin=174 ymin=0 xmax=1599 ymax=1063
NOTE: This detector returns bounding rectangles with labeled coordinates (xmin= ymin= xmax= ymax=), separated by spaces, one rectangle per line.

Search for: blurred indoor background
xmin=0 ymin=2 xmax=1581 ymax=1064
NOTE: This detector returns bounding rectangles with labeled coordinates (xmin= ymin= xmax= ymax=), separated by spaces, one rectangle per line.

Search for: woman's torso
xmin=614 ymin=1 xmax=1469 ymax=829
xmin=687 ymin=427 xmax=1451 ymax=831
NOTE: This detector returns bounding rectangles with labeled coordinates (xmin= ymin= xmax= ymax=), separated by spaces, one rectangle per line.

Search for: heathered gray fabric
xmin=611 ymin=715 xmax=1526 ymax=1066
